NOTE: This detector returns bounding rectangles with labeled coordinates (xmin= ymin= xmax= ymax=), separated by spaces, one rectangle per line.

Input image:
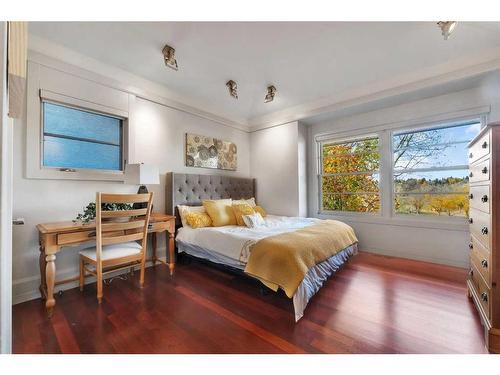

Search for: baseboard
xmin=357 ymin=246 xmax=468 ymax=269
xmin=12 ymin=246 xmax=167 ymax=305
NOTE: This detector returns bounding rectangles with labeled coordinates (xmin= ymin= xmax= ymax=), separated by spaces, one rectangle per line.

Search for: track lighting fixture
xmin=264 ymin=85 xmax=277 ymax=103
xmin=226 ymin=80 xmax=238 ymax=99
xmin=162 ymin=44 xmax=178 ymax=70
xmin=437 ymin=21 xmax=457 ymax=40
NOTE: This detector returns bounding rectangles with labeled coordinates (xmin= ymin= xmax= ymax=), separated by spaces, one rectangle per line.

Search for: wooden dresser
xmin=467 ymin=122 xmax=500 ymax=353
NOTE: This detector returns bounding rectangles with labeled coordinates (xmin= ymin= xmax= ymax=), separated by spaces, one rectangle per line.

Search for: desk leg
xmin=39 ymin=246 xmax=46 ymax=299
xmin=151 ymin=232 xmax=157 ymax=266
xmin=45 ymin=254 xmax=56 ymax=318
xmin=168 ymin=231 xmax=175 ymax=276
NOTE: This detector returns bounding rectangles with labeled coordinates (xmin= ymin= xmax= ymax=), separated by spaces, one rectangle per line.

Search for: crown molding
xmin=28 ymin=34 xmax=250 ymax=132
xmin=248 ymin=46 xmax=500 ymax=131
xmin=28 ymin=34 xmax=500 ymax=134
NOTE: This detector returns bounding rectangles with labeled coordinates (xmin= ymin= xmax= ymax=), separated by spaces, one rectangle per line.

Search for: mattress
xmin=176 ymin=214 xmax=321 ymax=265
xmin=176 ymin=214 xmax=357 ymax=321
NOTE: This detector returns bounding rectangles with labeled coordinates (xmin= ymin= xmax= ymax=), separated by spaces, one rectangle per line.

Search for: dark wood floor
xmin=13 ymin=251 xmax=487 ymax=354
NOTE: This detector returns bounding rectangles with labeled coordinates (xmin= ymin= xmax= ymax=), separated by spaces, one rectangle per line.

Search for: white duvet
xmin=176 ymin=215 xmax=321 ymax=265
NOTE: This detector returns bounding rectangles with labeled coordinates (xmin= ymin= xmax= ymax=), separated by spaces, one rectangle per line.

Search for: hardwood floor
xmin=12 ymin=251 xmax=487 ymax=354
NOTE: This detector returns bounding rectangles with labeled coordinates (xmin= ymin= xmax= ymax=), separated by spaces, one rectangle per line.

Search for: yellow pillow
xmin=203 ymin=199 xmax=237 ymax=226
xmin=232 ymin=203 xmax=255 ymax=226
xmin=185 ymin=211 xmax=212 ymax=229
xmin=254 ymin=206 xmax=267 ymax=217
xmin=232 ymin=198 xmax=256 ymax=207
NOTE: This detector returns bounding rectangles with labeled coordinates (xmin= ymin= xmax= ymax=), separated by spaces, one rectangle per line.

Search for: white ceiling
xmin=29 ymin=22 xmax=500 ymax=128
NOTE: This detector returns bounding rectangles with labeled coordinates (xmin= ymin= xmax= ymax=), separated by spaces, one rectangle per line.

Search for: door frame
xmin=0 ymin=21 xmax=13 ymax=354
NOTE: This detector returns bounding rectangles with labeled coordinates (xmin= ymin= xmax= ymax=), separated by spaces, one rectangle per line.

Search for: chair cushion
xmin=79 ymin=241 xmax=142 ymax=261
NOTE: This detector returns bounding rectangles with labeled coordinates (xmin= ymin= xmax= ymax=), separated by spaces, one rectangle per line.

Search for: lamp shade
xmin=125 ymin=164 xmax=160 ymax=185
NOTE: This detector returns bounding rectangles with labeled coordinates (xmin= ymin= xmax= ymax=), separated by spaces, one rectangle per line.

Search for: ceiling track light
xmin=264 ymin=85 xmax=277 ymax=103
xmin=226 ymin=80 xmax=238 ymax=99
xmin=162 ymin=44 xmax=178 ymax=70
xmin=437 ymin=21 xmax=458 ymax=40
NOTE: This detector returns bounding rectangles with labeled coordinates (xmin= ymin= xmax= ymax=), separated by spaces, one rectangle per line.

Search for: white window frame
xmin=390 ymin=118 xmax=483 ymax=222
xmin=318 ymin=133 xmax=382 ymax=217
xmin=40 ymin=99 xmax=126 ymax=174
xmin=315 ymin=110 xmax=488 ymax=229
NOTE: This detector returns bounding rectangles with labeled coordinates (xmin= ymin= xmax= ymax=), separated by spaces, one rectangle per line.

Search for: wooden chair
xmin=79 ymin=192 xmax=154 ymax=303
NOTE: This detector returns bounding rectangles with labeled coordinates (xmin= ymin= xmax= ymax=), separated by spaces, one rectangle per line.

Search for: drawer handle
xmin=481 ymin=259 xmax=488 ymax=268
xmin=482 ymin=141 xmax=488 ymax=149
xmin=469 ymin=193 xmax=474 ymax=199
xmin=481 ymin=195 xmax=488 ymax=203
xmin=469 ymin=172 xmax=473 ymax=178
xmin=468 ymin=218 xmax=473 ymax=224
xmin=469 ymin=242 xmax=473 ymax=249
xmin=481 ymin=292 xmax=488 ymax=302
xmin=469 ymin=152 xmax=473 ymax=158
xmin=88 ymin=231 xmax=96 ymax=237
xmin=482 ymin=167 xmax=488 ymax=174
xmin=481 ymin=227 xmax=488 ymax=235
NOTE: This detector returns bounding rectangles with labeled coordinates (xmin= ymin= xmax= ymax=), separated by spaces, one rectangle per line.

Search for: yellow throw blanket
xmin=244 ymin=220 xmax=357 ymax=298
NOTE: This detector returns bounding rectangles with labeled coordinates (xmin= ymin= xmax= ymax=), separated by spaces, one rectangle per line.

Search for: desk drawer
xmin=469 ymin=131 xmax=490 ymax=164
xmin=57 ymin=230 xmax=95 ymax=245
xmin=469 ymin=264 xmax=491 ymax=320
xmin=57 ymin=230 xmax=125 ymax=245
xmin=469 ymin=208 xmax=491 ymax=250
xmin=470 ymin=236 xmax=491 ymax=285
xmin=469 ymin=158 xmax=490 ymax=184
xmin=469 ymin=185 xmax=491 ymax=214
xmin=149 ymin=221 xmax=170 ymax=232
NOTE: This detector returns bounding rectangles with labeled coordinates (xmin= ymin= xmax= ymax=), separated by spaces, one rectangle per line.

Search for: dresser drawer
xmin=469 ymin=131 xmax=490 ymax=164
xmin=469 ymin=158 xmax=490 ymax=184
xmin=469 ymin=208 xmax=491 ymax=250
xmin=470 ymin=236 xmax=491 ymax=285
xmin=469 ymin=264 xmax=491 ymax=320
xmin=469 ymin=185 xmax=491 ymax=214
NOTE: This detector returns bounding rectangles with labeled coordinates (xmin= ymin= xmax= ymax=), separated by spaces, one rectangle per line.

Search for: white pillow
xmin=242 ymin=212 xmax=265 ymax=228
xmin=177 ymin=205 xmax=206 ymax=228
xmin=232 ymin=197 xmax=256 ymax=207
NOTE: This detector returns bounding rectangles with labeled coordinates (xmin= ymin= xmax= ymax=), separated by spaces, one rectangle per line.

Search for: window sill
xmin=26 ymin=167 xmax=126 ymax=182
xmin=316 ymin=211 xmax=469 ymax=231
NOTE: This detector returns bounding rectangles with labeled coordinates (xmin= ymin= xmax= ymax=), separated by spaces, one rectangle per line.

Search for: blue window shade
xmin=42 ymin=102 xmax=123 ymax=171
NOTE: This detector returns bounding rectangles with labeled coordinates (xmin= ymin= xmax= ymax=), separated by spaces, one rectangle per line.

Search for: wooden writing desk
xmin=36 ymin=213 xmax=175 ymax=318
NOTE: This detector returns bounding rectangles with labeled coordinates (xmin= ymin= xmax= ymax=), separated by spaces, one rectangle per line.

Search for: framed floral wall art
xmin=185 ymin=133 xmax=237 ymax=171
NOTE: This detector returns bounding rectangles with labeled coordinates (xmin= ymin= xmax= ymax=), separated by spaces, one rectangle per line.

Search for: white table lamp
xmin=125 ymin=163 xmax=160 ymax=194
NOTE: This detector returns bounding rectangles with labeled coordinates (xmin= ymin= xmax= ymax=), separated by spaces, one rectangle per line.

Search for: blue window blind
xmin=42 ymin=102 xmax=123 ymax=171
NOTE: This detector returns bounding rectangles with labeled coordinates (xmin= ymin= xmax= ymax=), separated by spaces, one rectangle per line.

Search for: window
xmin=320 ymin=135 xmax=380 ymax=213
xmin=42 ymin=102 xmax=123 ymax=171
xmin=392 ymin=120 xmax=481 ymax=218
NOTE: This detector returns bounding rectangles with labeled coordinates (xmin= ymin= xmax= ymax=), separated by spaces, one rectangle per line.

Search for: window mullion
xmin=379 ymin=129 xmax=392 ymax=218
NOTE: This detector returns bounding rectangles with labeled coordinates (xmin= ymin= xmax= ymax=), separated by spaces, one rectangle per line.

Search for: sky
xmin=393 ymin=121 xmax=481 ymax=180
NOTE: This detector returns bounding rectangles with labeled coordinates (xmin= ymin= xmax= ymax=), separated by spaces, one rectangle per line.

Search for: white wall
xmin=307 ymin=85 xmax=500 ymax=268
xmin=12 ymin=57 xmax=250 ymax=304
xmin=250 ymin=121 xmax=307 ymax=217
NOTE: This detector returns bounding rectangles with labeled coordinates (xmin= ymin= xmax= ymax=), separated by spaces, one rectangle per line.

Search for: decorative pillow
xmin=185 ymin=211 xmax=212 ymax=229
xmin=232 ymin=197 xmax=256 ymax=207
xmin=177 ymin=205 xmax=206 ymax=227
xmin=242 ymin=213 xmax=265 ymax=228
xmin=202 ymin=199 xmax=237 ymax=227
xmin=254 ymin=205 xmax=267 ymax=217
xmin=232 ymin=203 xmax=256 ymax=226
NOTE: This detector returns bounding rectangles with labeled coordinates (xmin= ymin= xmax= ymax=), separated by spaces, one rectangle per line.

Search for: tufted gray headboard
xmin=166 ymin=172 xmax=256 ymax=227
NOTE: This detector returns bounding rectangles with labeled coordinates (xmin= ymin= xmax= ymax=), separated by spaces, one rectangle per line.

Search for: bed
xmin=166 ymin=172 xmax=358 ymax=321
